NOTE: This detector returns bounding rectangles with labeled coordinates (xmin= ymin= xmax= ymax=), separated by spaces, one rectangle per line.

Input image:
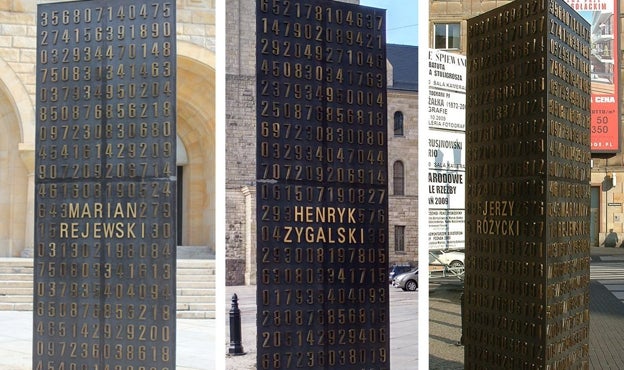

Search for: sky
xmin=359 ymin=0 xmax=419 ymax=46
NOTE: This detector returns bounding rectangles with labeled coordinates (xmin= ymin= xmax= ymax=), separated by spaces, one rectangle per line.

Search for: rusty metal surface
xmin=465 ymin=0 xmax=591 ymax=368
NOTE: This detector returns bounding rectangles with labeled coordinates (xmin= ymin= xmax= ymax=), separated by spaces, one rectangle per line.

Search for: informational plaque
xmin=465 ymin=0 xmax=591 ymax=368
xmin=256 ymin=0 xmax=389 ymax=368
xmin=34 ymin=1 xmax=176 ymax=369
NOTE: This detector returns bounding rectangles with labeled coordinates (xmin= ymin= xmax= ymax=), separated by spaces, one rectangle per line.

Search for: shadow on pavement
xmin=429 ymin=355 xmax=464 ymax=370
xmin=429 ymin=283 xmax=464 ymax=367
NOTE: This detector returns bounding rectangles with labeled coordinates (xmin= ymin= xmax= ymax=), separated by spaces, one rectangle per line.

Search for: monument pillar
xmin=465 ymin=0 xmax=592 ymax=368
xmin=34 ymin=1 xmax=177 ymax=369
xmin=255 ymin=0 xmax=389 ymax=368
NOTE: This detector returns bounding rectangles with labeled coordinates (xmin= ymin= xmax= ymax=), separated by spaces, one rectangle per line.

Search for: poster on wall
xmin=566 ymin=0 xmax=619 ymax=153
xmin=427 ymin=50 xmax=466 ymax=251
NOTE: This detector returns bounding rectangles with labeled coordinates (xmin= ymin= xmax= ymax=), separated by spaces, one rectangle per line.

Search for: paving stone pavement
xmin=1 ymin=247 xmax=621 ymax=369
xmin=226 ymin=248 xmax=624 ymax=370
xmin=430 ymin=247 xmax=624 ymax=369
xmin=224 ymin=284 xmax=418 ymax=369
xmin=0 ymin=312 xmax=215 ymax=370
xmin=428 ymin=280 xmax=464 ymax=370
xmin=588 ymin=247 xmax=624 ymax=369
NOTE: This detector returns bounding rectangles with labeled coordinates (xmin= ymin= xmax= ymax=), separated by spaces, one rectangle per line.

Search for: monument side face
xmin=255 ymin=1 xmax=389 ymax=369
xmin=34 ymin=1 xmax=177 ymax=369
xmin=465 ymin=0 xmax=591 ymax=368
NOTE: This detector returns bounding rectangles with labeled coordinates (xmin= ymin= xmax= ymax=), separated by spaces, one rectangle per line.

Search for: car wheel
xmin=404 ymin=279 xmax=417 ymax=291
xmin=449 ymin=260 xmax=464 ymax=272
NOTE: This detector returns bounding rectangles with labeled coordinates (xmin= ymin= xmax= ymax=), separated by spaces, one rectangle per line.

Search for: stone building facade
xmin=429 ymin=0 xmax=624 ymax=246
xmin=0 ymin=0 xmax=215 ymax=257
xmin=226 ymin=0 xmax=419 ymax=285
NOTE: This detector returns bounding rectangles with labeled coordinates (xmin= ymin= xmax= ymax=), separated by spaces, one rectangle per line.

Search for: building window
xmin=434 ymin=23 xmax=460 ymax=49
xmin=394 ymin=111 xmax=404 ymax=136
xmin=393 ymin=161 xmax=405 ymax=195
xmin=395 ymin=225 xmax=405 ymax=252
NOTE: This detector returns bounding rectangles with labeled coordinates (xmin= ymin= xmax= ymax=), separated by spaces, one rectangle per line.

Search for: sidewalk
xmin=588 ymin=246 xmax=624 ymax=369
xmin=0 ymin=312 xmax=215 ymax=370
xmin=429 ymin=247 xmax=624 ymax=369
xmin=428 ymin=280 xmax=463 ymax=370
xmin=1 ymin=247 xmax=622 ymax=369
xmin=224 ymin=285 xmax=419 ymax=369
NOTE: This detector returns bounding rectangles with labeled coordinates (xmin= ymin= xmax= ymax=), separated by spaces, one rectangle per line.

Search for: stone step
xmin=177 ymin=273 xmax=216 ymax=281
xmin=0 ymin=267 xmax=33 ymax=275
xmin=176 ymin=258 xmax=214 ymax=266
xmin=177 ymin=269 xmax=214 ymax=274
xmin=177 ymin=294 xmax=216 ymax=304
xmin=0 ymin=295 xmax=34 ymax=303
xmin=176 ymin=310 xmax=215 ymax=319
xmin=177 ymin=288 xmax=216 ymax=297
xmin=0 ymin=280 xmax=31 ymax=288
xmin=0 ymin=287 xmax=32 ymax=295
xmin=0 ymin=302 xmax=32 ymax=311
xmin=177 ymin=302 xmax=215 ymax=311
xmin=176 ymin=281 xmax=215 ymax=289
xmin=0 ymin=274 xmax=32 ymax=281
xmin=0 ymin=258 xmax=32 ymax=265
xmin=0 ymin=258 xmax=33 ymax=275
xmin=177 ymin=270 xmax=216 ymax=277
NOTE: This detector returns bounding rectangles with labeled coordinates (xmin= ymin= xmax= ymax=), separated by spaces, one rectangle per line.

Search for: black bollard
xmin=228 ymin=293 xmax=245 ymax=355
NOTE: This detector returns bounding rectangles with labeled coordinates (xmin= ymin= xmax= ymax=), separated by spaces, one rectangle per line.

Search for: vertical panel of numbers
xmin=35 ymin=1 xmax=176 ymax=370
xmin=256 ymin=1 xmax=388 ymax=369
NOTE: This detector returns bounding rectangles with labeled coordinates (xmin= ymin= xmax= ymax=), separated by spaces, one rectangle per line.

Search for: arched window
xmin=394 ymin=111 xmax=404 ymax=136
xmin=393 ymin=161 xmax=405 ymax=195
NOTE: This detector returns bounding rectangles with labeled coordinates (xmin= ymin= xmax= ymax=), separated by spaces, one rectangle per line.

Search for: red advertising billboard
xmin=566 ymin=0 xmax=619 ymax=153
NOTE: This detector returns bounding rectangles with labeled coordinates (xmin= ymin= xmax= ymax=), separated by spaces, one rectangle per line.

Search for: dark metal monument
xmin=465 ymin=0 xmax=591 ymax=368
xmin=256 ymin=0 xmax=388 ymax=368
xmin=35 ymin=1 xmax=176 ymax=369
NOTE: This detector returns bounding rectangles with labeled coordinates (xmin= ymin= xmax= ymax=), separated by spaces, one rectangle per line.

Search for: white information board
xmin=427 ymin=50 xmax=466 ymax=251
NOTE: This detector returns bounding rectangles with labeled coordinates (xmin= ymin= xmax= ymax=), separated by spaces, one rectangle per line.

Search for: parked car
xmin=388 ymin=264 xmax=413 ymax=284
xmin=392 ymin=268 xmax=418 ymax=291
xmin=429 ymin=250 xmax=465 ymax=270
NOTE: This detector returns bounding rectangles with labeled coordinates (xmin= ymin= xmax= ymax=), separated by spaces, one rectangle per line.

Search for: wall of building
xmin=430 ymin=0 xmax=513 ymax=53
xmin=430 ymin=0 xmax=624 ymax=246
xmin=593 ymin=158 xmax=624 ymax=246
xmin=387 ymin=89 xmax=419 ymax=265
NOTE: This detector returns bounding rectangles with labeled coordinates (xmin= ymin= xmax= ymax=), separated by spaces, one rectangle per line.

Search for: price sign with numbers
xmin=34 ymin=1 xmax=176 ymax=369
xmin=256 ymin=0 xmax=389 ymax=368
